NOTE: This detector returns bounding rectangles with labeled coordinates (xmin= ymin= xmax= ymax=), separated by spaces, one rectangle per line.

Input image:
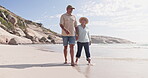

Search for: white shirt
xmin=77 ymin=25 xmax=91 ymax=42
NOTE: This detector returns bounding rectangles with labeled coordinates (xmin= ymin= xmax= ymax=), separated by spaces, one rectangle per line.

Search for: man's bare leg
xmin=70 ymin=44 xmax=75 ymax=66
xmin=64 ymin=46 xmax=68 ymax=64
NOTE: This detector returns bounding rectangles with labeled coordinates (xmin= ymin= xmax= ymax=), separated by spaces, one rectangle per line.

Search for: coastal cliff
xmin=0 ymin=5 xmax=62 ymax=45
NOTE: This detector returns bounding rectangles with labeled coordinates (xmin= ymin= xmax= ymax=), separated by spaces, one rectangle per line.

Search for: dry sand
xmin=0 ymin=45 xmax=85 ymax=78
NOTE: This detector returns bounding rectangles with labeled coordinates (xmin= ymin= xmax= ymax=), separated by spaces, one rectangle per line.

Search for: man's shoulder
xmin=61 ymin=13 xmax=76 ymax=16
xmin=61 ymin=13 xmax=67 ymax=17
xmin=71 ymin=14 xmax=76 ymax=18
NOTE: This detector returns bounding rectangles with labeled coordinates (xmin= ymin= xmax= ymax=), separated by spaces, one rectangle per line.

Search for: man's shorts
xmin=62 ymin=36 xmax=76 ymax=46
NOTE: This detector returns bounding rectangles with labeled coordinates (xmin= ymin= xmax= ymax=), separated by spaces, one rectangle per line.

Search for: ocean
xmin=35 ymin=43 xmax=148 ymax=60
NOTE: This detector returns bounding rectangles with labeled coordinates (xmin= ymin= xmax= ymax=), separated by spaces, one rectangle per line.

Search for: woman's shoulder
xmin=77 ymin=25 xmax=81 ymax=28
xmin=78 ymin=25 xmax=81 ymax=26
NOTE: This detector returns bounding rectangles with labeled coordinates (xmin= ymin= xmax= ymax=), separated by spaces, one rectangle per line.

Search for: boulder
xmin=39 ymin=37 xmax=46 ymax=42
xmin=39 ymin=37 xmax=51 ymax=43
xmin=8 ymin=38 xmax=17 ymax=45
xmin=15 ymin=27 xmax=26 ymax=36
xmin=51 ymin=39 xmax=56 ymax=44
xmin=24 ymin=30 xmax=39 ymax=43
xmin=0 ymin=26 xmax=32 ymax=45
xmin=0 ymin=35 xmax=9 ymax=44
xmin=47 ymin=35 xmax=53 ymax=40
xmin=25 ymin=28 xmax=43 ymax=38
xmin=7 ymin=14 xmax=17 ymax=26
xmin=32 ymin=37 xmax=40 ymax=44
xmin=8 ymin=37 xmax=32 ymax=45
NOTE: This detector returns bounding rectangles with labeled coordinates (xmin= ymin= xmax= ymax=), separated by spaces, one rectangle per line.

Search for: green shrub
xmin=7 ymin=22 xmax=14 ymax=30
xmin=17 ymin=18 xmax=26 ymax=30
xmin=3 ymin=10 xmax=9 ymax=16
xmin=0 ymin=17 xmax=14 ymax=30
xmin=0 ymin=10 xmax=9 ymax=17
xmin=0 ymin=17 xmax=8 ymax=26
xmin=0 ymin=10 xmax=4 ymax=13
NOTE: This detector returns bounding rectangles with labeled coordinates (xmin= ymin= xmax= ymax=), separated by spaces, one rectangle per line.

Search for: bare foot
xmin=75 ymin=62 xmax=78 ymax=66
xmin=87 ymin=63 xmax=95 ymax=66
xmin=64 ymin=61 xmax=67 ymax=64
xmin=71 ymin=62 xmax=75 ymax=66
xmin=87 ymin=58 xmax=91 ymax=64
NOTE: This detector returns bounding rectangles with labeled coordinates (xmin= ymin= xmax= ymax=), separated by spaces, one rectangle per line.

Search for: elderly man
xmin=60 ymin=5 xmax=78 ymax=66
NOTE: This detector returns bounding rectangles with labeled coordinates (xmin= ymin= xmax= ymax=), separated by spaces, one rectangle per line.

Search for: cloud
xmin=78 ymin=0 xmax=147 ymax=16
xmin=49 ymin=14 xmax=61 ymax=19
xmin=76 ymin=0 xmax=148 ymax=29
xmin=33 ymin=19 xmax=43 ymax=23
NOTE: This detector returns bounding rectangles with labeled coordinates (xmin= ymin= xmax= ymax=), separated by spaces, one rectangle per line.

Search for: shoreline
xmin=0 ymin=45 xmax=85 ymax=78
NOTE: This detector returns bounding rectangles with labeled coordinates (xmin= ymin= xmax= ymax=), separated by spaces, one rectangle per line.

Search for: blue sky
xmin=1 ymin=0 xmax=148 ymax=43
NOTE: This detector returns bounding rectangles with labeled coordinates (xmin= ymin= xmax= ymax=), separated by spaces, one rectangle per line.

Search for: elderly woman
xmin=75 ymin=17 xmax=91 ymax=65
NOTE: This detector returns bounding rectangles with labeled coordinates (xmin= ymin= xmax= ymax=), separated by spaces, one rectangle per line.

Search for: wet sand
xmin=74 ymin=57 xmax=148 ymax=78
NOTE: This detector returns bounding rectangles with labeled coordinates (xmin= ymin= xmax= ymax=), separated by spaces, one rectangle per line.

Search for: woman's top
xmin=77 ymin=25 xmax=91 ymax=42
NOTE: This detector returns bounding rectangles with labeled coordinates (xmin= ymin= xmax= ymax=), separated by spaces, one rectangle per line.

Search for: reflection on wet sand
xmin=75 ymin=64 xmax=92 ymax=78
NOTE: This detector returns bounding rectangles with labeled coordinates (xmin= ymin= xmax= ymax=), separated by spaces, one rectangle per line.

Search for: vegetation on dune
xmin=3 ymin=10 xmax=9 ymax=16
xmin=25 ymin=20 xmax=37 ymax=26
xmin=16 ymin=17 xmax=26 ymax=30
xmin=0 ymin=17 xmax=14 ymax=30
xmin=0 ymin=17 xmax=7 ymax=26
xmin=48 ymin=29 xmax=58 ymax=35
xmin=0 ymin=10 xmax=14 ymax=31
xmin=0 ymin=9 xmax=10 ymax=17
xmin=0 ymin=8 xmax=58 ymax=37
xmin=0 ymin=9 xmax=27 ymax=31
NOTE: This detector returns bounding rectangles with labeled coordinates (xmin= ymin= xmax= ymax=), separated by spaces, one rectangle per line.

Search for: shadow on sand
xmin=0 ymin=63 xmax=70 ymax=69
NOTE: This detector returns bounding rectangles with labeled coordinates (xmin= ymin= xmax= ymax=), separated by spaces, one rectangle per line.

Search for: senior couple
xmin=60 ymin=5 xmax=91 ymax=66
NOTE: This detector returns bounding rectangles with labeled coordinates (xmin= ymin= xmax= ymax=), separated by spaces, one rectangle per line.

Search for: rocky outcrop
xmin=0 ymin=35 xmax=9 ymax=44
xmin=39 ymin=37 xmax=51 ymax=43
xmin=15 ymin=27 xmax=26 ymax=36
xmin=8 ymin=37 xmax=32 ymax=45
xmin=0 ymin=5 xmax=62 ymax=45
xmin=91 ymin=35 xmax=134 ymax=44
xmin=7 ymin=14 xmax=17 ymax=26
xmin=0 ymin=27 xmax=32 ymax=44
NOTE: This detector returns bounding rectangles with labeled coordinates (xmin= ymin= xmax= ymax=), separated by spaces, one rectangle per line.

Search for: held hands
xmin=89 ymin=41 xmax=91 ymax=45
xmin=76 ymin=36 xmax=78 ymax=40
xmin=65 ymin=29 xmax=70 ymax=35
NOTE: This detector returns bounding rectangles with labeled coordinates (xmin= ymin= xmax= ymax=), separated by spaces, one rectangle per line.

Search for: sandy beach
xmin=0 ymin=45 xmax=85 ymax=78
xmin=1 ymin=44 xmax=148 ymax=78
